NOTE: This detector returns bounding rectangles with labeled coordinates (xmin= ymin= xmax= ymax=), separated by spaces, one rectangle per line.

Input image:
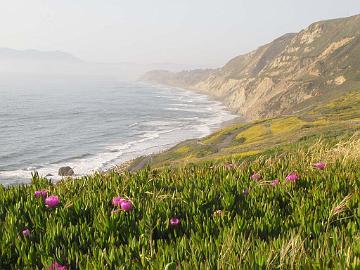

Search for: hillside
xmin=1 ymin=97 xmax=360 ymax=268
xmin=2 ymin=13 xmax=360 ymax=270
xmin=129 ymin=89 xmax=360 ymax=170
xmin=142 ymin=14 xmax=360 ymax=120
xmin=2 ymin=64 xmax=360 ymax=270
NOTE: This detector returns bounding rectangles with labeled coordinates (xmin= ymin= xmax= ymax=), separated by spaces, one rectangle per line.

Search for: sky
xmin=0 ymin=0 xmax=359 ymax=67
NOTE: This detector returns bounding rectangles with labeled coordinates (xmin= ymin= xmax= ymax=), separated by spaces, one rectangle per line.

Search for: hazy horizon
xmin=1 ymin=0 xmax=360 ymax=68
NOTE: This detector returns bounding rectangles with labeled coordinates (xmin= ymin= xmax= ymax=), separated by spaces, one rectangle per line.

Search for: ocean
xmin=0 ymin=75 xmax=235 ymax=185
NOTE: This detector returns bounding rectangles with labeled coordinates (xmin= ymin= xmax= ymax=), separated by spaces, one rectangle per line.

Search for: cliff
xmin=142 ymin=14 xmax=360 ymax=120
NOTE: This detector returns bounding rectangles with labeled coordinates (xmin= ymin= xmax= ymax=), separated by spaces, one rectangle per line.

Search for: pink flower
xmin=34 ymin=190 xmax=41 ymax=198
xmin=45 ymin=195 xmax=60 ymax=208
xmin=272 ymin=179 xmax=280 ymax=186
xmin=313 ymin=162 xmax=326 ymax=170
xmin=170 ymin=217 xmax=180 ymax=226
xmin=112 ymin=196 xmax=125 ymax=207
xmin=34 ymin=189 xmax=48 ymax=199
xmin=251 ymin=172 xmax=261 ymax=181
xmin=120 ymin=200 xmax=133 ymax=212
xmin=50 ymin=261 xmax=67 ymax=270
xmin=22 ymin=228 xmax=30 ymax=237
xmin=243 ymin=188 xmax=249 ymax=195
xmin=286 ymin=172 xmax=299 ymax=182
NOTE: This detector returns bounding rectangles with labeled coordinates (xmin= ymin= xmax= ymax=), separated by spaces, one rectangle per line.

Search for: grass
xmin=235 ymin=124 xmax=269 ymax=142
xmin=174 ymin=146 xmax=191 ymax=154
xmin=1 ymin=90 xmax=360 ymax=269
xmin=270 ymin=117 xmax=305 ymax=134
xmin=130 ymin=90 xmax=360 ymax=169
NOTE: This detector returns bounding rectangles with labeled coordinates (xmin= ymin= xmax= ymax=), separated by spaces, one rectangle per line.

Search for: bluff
xmin=142 ymin=14 xmax=360 ymax=120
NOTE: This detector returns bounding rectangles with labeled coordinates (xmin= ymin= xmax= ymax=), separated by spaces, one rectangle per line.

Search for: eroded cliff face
xmin=142 ymin=14 xmax=360 ymax=120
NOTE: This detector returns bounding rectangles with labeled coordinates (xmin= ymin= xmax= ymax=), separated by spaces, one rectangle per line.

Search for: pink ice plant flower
xmin=22 ymin=228 xmax=30 ymax=237
xmin=120 ymin=200 xmax=133 ymax=212
xmin=44 ymin=195 xmax=60 ymax=208
xmin=50 ymin=261 xmax=67 ymax=270
xmin=286 ymin=172 xmax=299 ymax=182
xmin=313 ymin=162 xmax=326 ymax=170
xmin=112 ymin=196 xmax=125 ymax=207
xmin=34 ymin=189 xmax=48 ymax=199
xmin=272 ymin=179 xmax=280 ymax=186
xmin=34 ymin=190 xmax=41 ymax=198
xmin=243 ymin=188 xmax=249 ymax=195
xmin=251 ymin=172 xmax=261 ymax=181
xmin=170 ymin=217 xmax=181 ymax=226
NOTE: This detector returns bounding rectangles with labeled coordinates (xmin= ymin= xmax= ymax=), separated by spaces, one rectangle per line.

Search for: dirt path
xmin=127 ymin=156 xmax=153 ymax=172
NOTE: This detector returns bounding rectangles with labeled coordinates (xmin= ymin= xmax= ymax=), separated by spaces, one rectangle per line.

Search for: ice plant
xmin=243 ymin=188 xmax=249 ymax=195
xmin=34 ymin=190 xmax=41 ymax=198
xmin=112 ymin=196 xmax=125 ymax=207
xmin=50 ymin=261 xmax=67 ymax=270
xmin=272 ymin=179 xmax=280 ymax=186
xmin=170 ymin=217 xmax=180 ymax=226
xmin=313 ymin=162 xmax=326 ymax=170
xmin=45 ymin=195 xmax=60 ymax=208
xmin=34 ymin=189 xmax=48 ymax=199
xmin=22 ymin=228 xmax=30 ymax=237
xmin=286 ymin=172 xmax=299 ymax=182
xmin=120 ymin=200 xmax=133 ymax=212
xmin=251 ymin=172 xmax=261 ymax=181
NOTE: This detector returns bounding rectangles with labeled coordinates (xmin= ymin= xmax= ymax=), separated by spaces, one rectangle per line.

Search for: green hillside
xmin=1 ymin=91 xmax=360 ymax=269
xmin=129 ymin=90 xmax=360 ymax=170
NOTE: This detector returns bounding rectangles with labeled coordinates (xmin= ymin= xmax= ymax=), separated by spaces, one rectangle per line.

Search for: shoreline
xmin=107 ymin=83 xmax=244 ymax=173
xmin=1 ymin=82 xmax=241 ymax=185
xmin=109 ymin=118 xmax=245 ymax=174
xmin=86 ymin=83 xmax=243 ymax=175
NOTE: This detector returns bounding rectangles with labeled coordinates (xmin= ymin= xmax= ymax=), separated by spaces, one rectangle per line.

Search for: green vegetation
xmin=131 ymin=90 xmax=360 ymax=169
xmin=1 ymin=135 xmax=360 ymax=269
xmin=1 ymin=91 xmax=360 ymax=269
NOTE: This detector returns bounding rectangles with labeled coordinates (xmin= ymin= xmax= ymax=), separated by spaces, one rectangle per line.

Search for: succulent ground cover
xmin=1 ymin=135 xmax=359 ymax=269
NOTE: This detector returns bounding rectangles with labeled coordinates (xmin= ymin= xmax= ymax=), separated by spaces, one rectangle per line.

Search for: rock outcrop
xmin=58 ymin=166 xmax=74 ymax=176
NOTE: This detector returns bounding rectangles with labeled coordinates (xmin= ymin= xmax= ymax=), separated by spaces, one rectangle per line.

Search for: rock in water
xmin=58 ymin=166 xmax=74 ymax=176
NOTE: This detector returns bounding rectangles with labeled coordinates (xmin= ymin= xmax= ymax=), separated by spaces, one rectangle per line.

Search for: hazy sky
xmin=0 ymin=0 xmax=359 ymax=67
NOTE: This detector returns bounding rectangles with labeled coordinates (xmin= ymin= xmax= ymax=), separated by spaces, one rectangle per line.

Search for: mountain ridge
xmin=0 ymin=48 xmax=83 ymax=62
xmin=142 ymin=14 xmax=360 ymax=120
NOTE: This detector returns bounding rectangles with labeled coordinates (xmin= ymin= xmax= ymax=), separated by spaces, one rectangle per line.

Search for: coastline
xmin=108 ymin=83 xmax=244 ymax=173
xmin=97 ymin=81 xmax=244 ymax=174
xmin=91 ymin=83 xmax=242 ymax=175
xmin=1 ymin=82 xmax=240 ymax=185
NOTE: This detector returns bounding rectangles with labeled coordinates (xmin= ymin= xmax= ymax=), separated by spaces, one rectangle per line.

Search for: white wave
xmin=165 ymin=107 xmax=209 ymax=113
xmin=141 ymin=120 xmax=178 ymax=127
xmin=1 ymin=83 xmax=238 ymax=185
xmin=128 ymin=122 xmax=138 ymax=127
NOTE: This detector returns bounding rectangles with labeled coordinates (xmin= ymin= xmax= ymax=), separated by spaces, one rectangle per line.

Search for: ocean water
xmin=0 ymin=75 xmax=235 ymax=185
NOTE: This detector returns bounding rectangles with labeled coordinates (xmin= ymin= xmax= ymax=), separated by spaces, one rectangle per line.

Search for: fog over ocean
xmin=0 ymin=75 xmax=235 ymax=185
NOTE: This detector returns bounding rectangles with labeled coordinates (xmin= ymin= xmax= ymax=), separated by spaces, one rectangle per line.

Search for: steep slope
xmin=142 ymin=14 xmax=360 ymax=120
